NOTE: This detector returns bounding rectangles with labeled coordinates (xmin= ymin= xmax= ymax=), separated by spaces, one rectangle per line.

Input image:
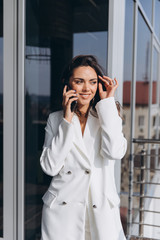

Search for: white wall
xmin=108 ymin=0 xmax=126 ymax=193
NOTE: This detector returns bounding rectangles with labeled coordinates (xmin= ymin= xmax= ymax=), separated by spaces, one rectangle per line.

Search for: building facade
xmin=0 ymin=0 xmax=160 ymax=240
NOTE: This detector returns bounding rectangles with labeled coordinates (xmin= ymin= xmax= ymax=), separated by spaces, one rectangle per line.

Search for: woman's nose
xmin=82 ymin=83 xmax=89 ymax=91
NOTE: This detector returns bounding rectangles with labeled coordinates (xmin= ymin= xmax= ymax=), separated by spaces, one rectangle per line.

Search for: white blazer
xmin=40 ymin=97 xmax=127 ymax=240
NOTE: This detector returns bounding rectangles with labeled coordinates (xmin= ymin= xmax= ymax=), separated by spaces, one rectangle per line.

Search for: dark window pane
xmin=0 ymin=0 xmax=3 ymax=237
xmin=73 ymin=31 xmax=108 ymax=70
xmin=72 ymin=0 xmax=108 ymax=70
xmin=25 ymin=0 xmax=108 ymax=239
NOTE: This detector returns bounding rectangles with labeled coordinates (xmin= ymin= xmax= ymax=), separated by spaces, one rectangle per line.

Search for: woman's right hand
xmin=62 ymin=85 xmax=78 ymax=123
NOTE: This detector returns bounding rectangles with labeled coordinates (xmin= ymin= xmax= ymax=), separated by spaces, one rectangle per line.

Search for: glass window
xmin=122 ymin=0 xmax=134 ymax=235
xmin=154 ymin=0 xmax=160 ymax=40
xmin=0 ymin=0 xmax=3 ymax=237
xmin=152 ymin=47 xmax=158 ymax=104
xmin=72 ymin=0 xmax=108 ymax=69
xmin=152 ymin=116 xmax=156 ymax=127
xmin=73 ymin=31 xmax=108 ymax=70
xmin=135 ymin=11 xmax=151 ymax=139
xmin=139 ymin=0 xmax=153 ymax=23
xmin=151 ymin=47 xmax=159 ymax=142
xmin=25 ymin=0 xmax=109 ymax=239
xmin=138 ymin=115 xmax=144 ymax=127
xmin=133 ymin=12 xmax=152 ymax=221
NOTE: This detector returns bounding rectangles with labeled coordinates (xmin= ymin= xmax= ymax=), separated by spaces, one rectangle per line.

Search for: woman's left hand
xmin=98 ymin=75 xmax=118 ymax=99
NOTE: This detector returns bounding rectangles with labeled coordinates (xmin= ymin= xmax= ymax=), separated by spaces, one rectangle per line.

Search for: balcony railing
xmin=127 ymin=138 xmax=160 ymax=240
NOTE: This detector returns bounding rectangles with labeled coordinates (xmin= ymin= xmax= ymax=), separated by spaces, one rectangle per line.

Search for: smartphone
xmin=71 ymin=99 xmax=77 ymax=112
xmin=67 ymin=85 xmax=77 ymax=112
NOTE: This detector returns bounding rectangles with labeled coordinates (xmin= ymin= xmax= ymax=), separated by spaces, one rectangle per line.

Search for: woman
xmin=40 ymin=55 xmax=127 ymax=240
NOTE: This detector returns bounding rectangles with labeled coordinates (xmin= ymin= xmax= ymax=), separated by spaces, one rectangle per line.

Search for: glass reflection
xmin=0 ymin=0 xmax=3 ymax=237
xmin=151 ymin=46 xmax=159 ymax=174
xmin=121 ymin=0 xmax=134 ymax=234
xmin=25 ymin=46 xmax=51 ymax=240
xmin=152 ymin=47 xmax=158 ymax=105
xmin=154 ymin=0 xmax=160 ymax=40
xmin=135 ymin=11 xmax=151 ymax=139
xmin=73 ymin=31 xmax=108 ymax=70
xmin=25 ymin=0 xmax=108 ymax=239
xmin=139 ymin=0 xmax=152 ymax=23
xmin=131 ymin=9 xmax=152 ymax=231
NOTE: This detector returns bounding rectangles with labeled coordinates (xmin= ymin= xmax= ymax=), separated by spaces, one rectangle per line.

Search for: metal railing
xmin=127 ymin=138 xmax=160 ymax=240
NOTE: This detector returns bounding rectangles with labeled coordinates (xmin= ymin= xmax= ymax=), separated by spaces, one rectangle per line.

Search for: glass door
xmin=25 ymin=0 xmax=109 ymax=239
xmin=0 ymin=0 xmax=3 ymax=237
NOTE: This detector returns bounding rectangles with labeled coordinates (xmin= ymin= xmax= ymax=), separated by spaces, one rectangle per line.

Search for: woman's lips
xmin=79 ymin=94 xmax=91 ymax=99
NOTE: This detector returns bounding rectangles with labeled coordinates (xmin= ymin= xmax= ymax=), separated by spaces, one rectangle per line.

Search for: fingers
xmin=63 ymin=86 xmax=77 ymax=102
xmin=68 ymin=97 xmax=78 ymax=105
xmin=98 ymin=82 xmax=103 ymax=94
xmin=65 ymin=91 xmax=77 ymax=99
xmin=63 ymin=85 xmax=78 ymax=122
xmin=98 ymin=76 xmax=118 ymax=87
xmin=63 ymin=85 xmax=67 ymax=94
xmin=63 ymin=85 xmax=76 ymax=95
xmin=98 ymin=76 xmax=112 ymax=84
xmin=62 ymin=85 xmax=78 ymax=107
xmin=114 ymin=78 xmax=119 ymax=88
xmin=101 ymin=75 xmax=113 ymax=83
xmin=98 ymin=76 xmax=119 ymax=99
xmin=63 ymin=94 xmax=78 ymax=107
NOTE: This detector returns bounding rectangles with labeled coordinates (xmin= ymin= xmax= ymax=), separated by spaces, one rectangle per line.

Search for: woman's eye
xmin=75 ymin=80 xmax=82 ymax=84
xmin=91 ymin=81 xmax=97 ymax=85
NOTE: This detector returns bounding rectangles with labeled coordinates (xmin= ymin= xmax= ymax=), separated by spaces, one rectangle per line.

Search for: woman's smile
xmin=79 ymin=93 xmax=91 ymax=99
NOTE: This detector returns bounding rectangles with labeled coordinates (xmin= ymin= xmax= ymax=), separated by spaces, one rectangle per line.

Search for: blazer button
xmin=62 ymin=201 xmax=67 ymax=205
xmin=85 ymin=169 xmax=90 ymax=174
xmin=93 ymin=205 xmax=97 ymax=208
xmin=67 ymin=171 xmax=72 ymax=174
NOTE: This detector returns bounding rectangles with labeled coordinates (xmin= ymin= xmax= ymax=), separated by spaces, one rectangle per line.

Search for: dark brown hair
xmin=61 ymin=55 xmax=104 ymax=110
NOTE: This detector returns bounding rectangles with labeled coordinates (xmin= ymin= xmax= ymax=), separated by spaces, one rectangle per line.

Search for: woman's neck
xmin=76 ymin=104 xmax=90 ymax=118
xmin=76 ymin=103 xmax=89 ymax=115
xmin=77 ymin=111 xmax=88 ymax=136
xmin=75 ymin=105 xmax=90 ymax=136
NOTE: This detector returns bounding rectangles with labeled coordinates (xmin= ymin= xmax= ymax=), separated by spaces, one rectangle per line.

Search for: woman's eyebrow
xmin=72 ymin=78 xmax=98 ymax=81
xmin=89 ymin=78 xmax=98 ymax=81
xmin=72 ymin=78 xmax=84 ymax=80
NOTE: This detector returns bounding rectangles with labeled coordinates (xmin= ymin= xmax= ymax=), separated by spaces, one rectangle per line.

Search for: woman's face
xmin=69 ymin=66 xmax=98 ymax=109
